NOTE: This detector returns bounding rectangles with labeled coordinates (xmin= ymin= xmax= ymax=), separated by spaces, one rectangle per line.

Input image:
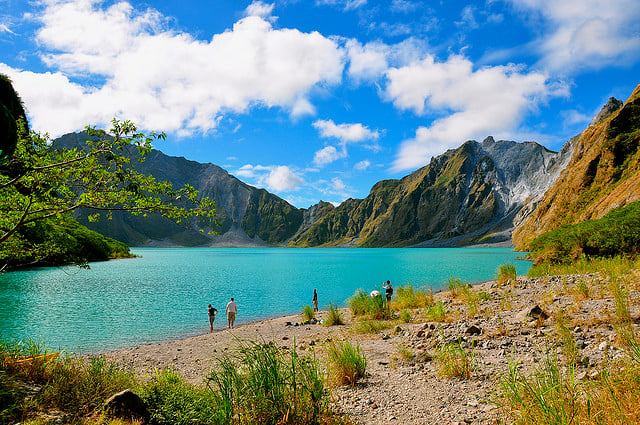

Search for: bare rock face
xmin=103 ymin=389 xmax=150 ymax=423
xmin=589 ymin=97 xmax=623 ymax=127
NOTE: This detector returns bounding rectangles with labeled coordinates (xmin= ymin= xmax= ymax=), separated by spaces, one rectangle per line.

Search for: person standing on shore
xmin=225 ymin=297 xmax=238 ymax=329
xmin=383 ymin=280 xmax=393 ymax=303
xmin=312 ymin=289 xmax=318 ymax=312
xmin=208 ymin=304 xmax=218 ymax=333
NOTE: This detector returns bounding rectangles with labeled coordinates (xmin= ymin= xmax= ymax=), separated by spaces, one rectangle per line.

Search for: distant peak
xmin=590 ymin=97 xmax=623 ymax=127
xmin=482 ymin=136 xmax=495 ymax=145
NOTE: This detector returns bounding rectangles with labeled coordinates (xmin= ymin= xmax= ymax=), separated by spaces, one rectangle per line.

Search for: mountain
xmin=55 ymin=133 xmax=303 ymax=247
xmin=290 ymin=137 xmax=573 ymax=247
xmin=513 ymin=83 xmax=640 ymax=249
xmin=56 ymin=131 xmax=575 ymax=248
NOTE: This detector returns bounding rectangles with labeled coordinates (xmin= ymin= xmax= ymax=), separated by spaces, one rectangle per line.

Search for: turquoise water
xmin=0 ymin=247 xmax=530 ymax=354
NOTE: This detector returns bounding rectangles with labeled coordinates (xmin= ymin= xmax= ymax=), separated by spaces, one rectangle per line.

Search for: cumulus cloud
xmin=3 ymin=0 xmax=345 ymax=136
xmin=386 ymin=54 xmax=566 ymax=170
xmin=502 ymin=0 xmax=640 ymax=72
xmin=312 ymin=119 xmax=381 ymax=167
xmin=235 ymin=164 xmax=304 ymax=192
xmin=313 ymin=145 xmax=346 ymax=167
xmin=345 ymin=38 xmax=429 ymax=82
xmin=313 ymin=119 xmax=380 ymax=143
xmin=245 ymin=1 xmax=274 ymax=18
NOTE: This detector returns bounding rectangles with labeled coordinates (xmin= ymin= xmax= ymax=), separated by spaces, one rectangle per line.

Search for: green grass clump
xmin=324 ymin=303 xmax=345 ymax=326
xmin=142 ymin=369 xmax=218 ymax=424
xmin=437 ymin=340 xmax=473 ymax=379
xmin=353 ymin=318 xmax=393 ymax=334
xmin=399 ymin=309 xmax=412 ymax=323
xmin=348 ymin=289 xmax=391 ymax=320
xmin=206 ymin=341 xmax=329 ymax=425
xmin=391 ymin=285 xmax=433 ymax=310
xmin=496 ymin=263 xmax=517 ymax=284
xmin=302 ymin=305 xmax=315 ymax=322
xmin=447 ymin=277 xmax=464 ymax=297
xmin=424 ymin=301 xmax=448 ymax=322
xmin=326 ymin=340 xmax=367 ymax=386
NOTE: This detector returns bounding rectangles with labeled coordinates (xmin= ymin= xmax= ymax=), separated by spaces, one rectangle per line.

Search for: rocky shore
xmin=103 ymin=272 xmax=640 ymax=425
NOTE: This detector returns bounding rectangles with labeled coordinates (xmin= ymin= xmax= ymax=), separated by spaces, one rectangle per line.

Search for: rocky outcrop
xmin=513 ymin=83 xmax=640 ymax=249
xmin=589 ymin=97 xmax=623 ymax=127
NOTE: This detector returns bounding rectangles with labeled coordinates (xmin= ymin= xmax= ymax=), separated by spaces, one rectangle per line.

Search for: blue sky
xmin=1 ymin=0 xmax=639 ymax=208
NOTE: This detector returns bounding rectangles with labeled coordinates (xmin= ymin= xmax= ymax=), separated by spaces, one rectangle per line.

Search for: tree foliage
xmin=0 ymin=119 xmax=217 ymax=270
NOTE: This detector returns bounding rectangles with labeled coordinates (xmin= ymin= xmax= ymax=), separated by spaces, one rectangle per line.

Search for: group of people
xmin=207 ymin=297 xmax=237 ymax=332
xmin=207 ymin=281 xmax=393 ymax=333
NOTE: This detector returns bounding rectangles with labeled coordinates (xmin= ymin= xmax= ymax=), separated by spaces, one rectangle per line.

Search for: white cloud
xmin=313 ymin=145 xmax=346 ymax=167
xmin=390 ymin=0 xmax=420 ymax=14
xmin=235 ymin=164 xmax=304 ymax=192
xmin=3 ymin=0 xmax=345 ymax=136
xmin=313 ymin=119 xmax=380 ymax=143
xmin=245 ymin=1 xmax=274 ymax=18
xmin=502 ymin=0 xmax=640 ymax=72
xmin=386 ymin=54 xmax=566 ymax=170
xmin=330 ymin=177 xmax=347 ymax=192
xmin=312 ymin=119 xmax=382 ymax=167
xmin=345 ymin=38 xmax=429 ymax=82
xmin=0 ymin=23 xmax=15 ymax=35
xmin=316 ymin=0 xmax=367 ymax=11
xmin=354 ymin=160 xmax=370 ymax=171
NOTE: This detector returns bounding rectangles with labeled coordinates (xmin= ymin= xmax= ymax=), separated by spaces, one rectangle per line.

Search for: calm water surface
xmin=0 ymin=247 xmax=530 ymax=354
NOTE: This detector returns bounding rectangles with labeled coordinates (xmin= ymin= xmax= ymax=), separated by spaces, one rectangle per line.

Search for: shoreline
xmin=101 ymin=272 xmax=640 ymax=424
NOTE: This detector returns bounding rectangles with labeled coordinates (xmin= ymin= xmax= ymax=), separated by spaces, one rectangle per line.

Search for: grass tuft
xmin=496 ymin=263 xmax=517 ymax=284
xmin=324 ymin=303 xmax=345 ymax=326
xmin=326 ymin=340 xmax=367 ymax=386
xmin=302 ymin=305 xmax=315 ymax=322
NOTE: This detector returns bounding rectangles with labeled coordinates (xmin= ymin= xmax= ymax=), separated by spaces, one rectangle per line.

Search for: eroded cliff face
xmin=513 ymin=84 xmax=640 ymax=249
xmin=290 ymin=137 xmax=572 ymax=248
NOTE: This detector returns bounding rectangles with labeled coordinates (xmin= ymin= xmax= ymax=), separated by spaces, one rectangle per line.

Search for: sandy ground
xmin=103 ymin=272 xmax=640 ymax=425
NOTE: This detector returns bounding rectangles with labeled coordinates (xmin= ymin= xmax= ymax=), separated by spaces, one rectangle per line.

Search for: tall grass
xmin=206 ymin=341 xmax=329 ymax=425
xmin=348 ymin=289 xmax=391 ymax=320
xmin=424 ymin=301 xmax=448 ymax=322
xmin=302 ymin=305 xmax=315 ymax=322
xmin=447 ymin=277 xmax=465 ymax=297
xmin=326 ymin=340 xmax=367 ymax=386
xmin=324 ymin=303 xmax=345 ymax=326
xmin=496 ymin=263 xmax=517 ymax=284
xmin=353 ymin=318 xmax=393 ymax=334
xmin=436 ymin=340 xmax=473 ymax=379
xmin=527 ymin=256 xmax=640 ymax=278
xmin=391 ymin=285 xmax=433 ymax=310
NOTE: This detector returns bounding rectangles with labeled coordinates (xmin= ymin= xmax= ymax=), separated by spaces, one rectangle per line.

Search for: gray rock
xmin=103 ymin=389 xmax=150 ymax=423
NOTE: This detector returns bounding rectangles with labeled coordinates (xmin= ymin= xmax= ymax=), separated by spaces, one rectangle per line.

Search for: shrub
xmin=326 ymin=341 xmax=367 ymax=386
xmin=324 ymin=303 xmax=344 ymax=326
xmin=302 ymin=305 xmax=315 ymax=322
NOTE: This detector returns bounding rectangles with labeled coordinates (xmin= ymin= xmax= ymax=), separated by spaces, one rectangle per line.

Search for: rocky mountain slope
xmin=513 ymin=84 xmax=640 ymax=249
xmin=290 ymin=137 xmax=573 ymax=247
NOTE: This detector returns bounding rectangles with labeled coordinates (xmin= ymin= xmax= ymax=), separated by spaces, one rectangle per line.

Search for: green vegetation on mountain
xmin=526 ymin=201 xmax=640 ymax=265
xmin=0 ymin=74 xmax=217 ymax=270
xmin=241 ymin=188 xmax=303 ymax=245
xmin=514 ymin=83 xmax=640 ymax=249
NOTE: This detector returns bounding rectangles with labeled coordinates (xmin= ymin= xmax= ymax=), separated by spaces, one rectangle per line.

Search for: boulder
xmin=464 ymin=325 xmax=482 ymax=335
xmin=516 ymin=305 xmax=549 ymax=323
xmin=103 ymin=389 xmax=150 ymax=423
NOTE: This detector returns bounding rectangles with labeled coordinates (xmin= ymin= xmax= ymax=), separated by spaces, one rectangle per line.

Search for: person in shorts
xmin=383 ymin=280 xmax=393 ymax=302
xmin=225 ymin=297 xmax=238 ymax=329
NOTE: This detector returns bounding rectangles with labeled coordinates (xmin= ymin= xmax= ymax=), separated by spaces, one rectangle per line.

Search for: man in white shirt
xmin=225 ymin=297 xmax=238 ymax=329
